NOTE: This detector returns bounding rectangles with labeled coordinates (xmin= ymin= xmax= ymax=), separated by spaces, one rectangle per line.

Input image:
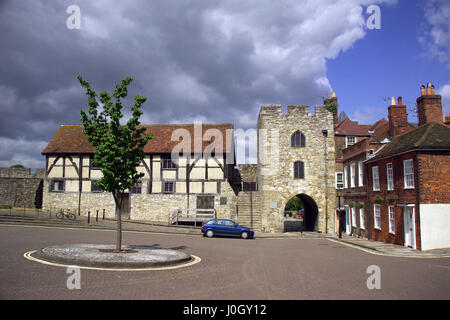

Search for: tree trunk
xmin=113 ymin=192 xmax=123 ymax=252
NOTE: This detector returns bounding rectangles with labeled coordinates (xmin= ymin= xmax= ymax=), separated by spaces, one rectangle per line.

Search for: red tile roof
xmin=366 ymin=121 xmax=450 ymax=163
xmin=335 ymin=118 xmax=372 ymax=136
xmin=42 ymin=124 xmax=234 ymax=155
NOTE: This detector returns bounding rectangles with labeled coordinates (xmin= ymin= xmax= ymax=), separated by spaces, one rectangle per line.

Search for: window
xmin=350 ymin=163 xmax=356 ymax=188
xmin=162 ymin=157 xmax=177 ymax=169
xmin=388 ymin=206 xmax=395 ymax=234
xmin=351 ymin=207 xmax=356 ymax=227
xmin=291 ymin=131 xmax=306 ymax=147
xmin=344 ymin=166 xmax=348 ymax=189
xmin=294 ymin=161 xmax=304 ymax=179
xmin=130 ymin=181 xmax=142 ymax=194
xmin=91 ymin=180 xmax=103 ymax=193
xmin=372 ymin=166 xmax=380 ymax=191
xmin=387 ymin=163 xmax=394 ymax=191
xmin=346 ymin=136 xmax=356 ymax=147
xmin=50 ymin=180 xmax=64 ymax=192
xmin=403 ymin=159 xmax=414 ymax=189
xmin=360 ymin=208 xmax=365 ymax=229
xmin=358 ymin=161 xmax=364 ymax=187
xmin=163 ymin=181 xmax=175 ymax=193
xmin=224 ymin=220 xmax=235 ymax=226
xmin=335 ymin=172 xmax=344 ymax=189
xmin=374 ymin=204 xmax=381 ymax=230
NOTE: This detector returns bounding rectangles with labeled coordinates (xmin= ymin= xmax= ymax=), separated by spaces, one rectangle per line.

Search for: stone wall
xmin=238 ymin=164 xmax=258 ymax=182
xmin=0 ymin=168 xmax=45 ymax=208
xmin=257 ymin=105 xmax=336 ymax=233
xmin=43 ymin=178 xmax=237 ymax=222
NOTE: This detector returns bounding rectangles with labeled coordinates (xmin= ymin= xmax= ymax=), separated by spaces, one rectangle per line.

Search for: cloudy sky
xmin=0 ymin=0 xmax=449 ymax=168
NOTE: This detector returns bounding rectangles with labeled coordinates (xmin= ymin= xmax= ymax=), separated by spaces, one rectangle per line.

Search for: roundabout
xmin=24 ymin=244 xmax=201 ymax=271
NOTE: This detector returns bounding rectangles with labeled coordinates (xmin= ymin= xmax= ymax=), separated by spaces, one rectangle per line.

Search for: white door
xmin=403 ymin=207 xmax=415 ymax=248
xmin=345 ymin=208 xmax=351 ymax=235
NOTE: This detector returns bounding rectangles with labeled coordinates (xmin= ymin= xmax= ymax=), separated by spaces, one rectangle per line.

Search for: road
xmin=0 ymin=224 xmax=449 ymax=300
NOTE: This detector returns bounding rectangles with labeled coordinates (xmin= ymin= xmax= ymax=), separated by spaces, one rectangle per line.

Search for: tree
xmin=78 ymin=75 xmax=152 ymax=252
xmin=10 ymin=164 xmax=25 ymax=168
xmin=285 ymin=196 xmax=304 ymax=212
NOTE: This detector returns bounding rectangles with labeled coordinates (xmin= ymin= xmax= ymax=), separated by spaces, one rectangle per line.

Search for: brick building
xmin=361 ymin=84 xmax=450 ymax=250
xmin=340 ymin=96 xmax=416 ymax=237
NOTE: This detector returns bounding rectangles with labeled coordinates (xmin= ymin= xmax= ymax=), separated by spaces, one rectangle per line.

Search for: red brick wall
xmin=366 ymin=152 xmax=421 ymax=248
xmin=417 ymin=152 xmax=450 ymax=204
xmin=417 ymin=95 xmax=443 ymax=126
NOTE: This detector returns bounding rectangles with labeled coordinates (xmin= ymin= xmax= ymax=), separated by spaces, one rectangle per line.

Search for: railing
xmin=169 ymin=208 xmax=216 ymax=226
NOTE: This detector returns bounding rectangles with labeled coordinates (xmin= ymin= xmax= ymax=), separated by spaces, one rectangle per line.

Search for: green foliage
xmin=0 ymin=204 xmax=12 ymax=209
xmin=78 ymin=75 xmax=153 ymax=197
xmin=374 ymin=195 xmax=384 ymax=204
xmin=348 ymin=201 xmax=355 ymax=208
xmin=10 ymin=164 xmax=25 ymax=168
xmin=324 ymin=102 xmax=338 ymax=114
xmin=356 ymin=202 xmax=364 ymax=209
xmin=387 ymin=195 xmax=398 ymax=202
xmin=285 ymin=196 xmax=304 ymax=211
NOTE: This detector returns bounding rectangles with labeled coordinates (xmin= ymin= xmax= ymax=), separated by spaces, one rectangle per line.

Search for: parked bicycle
xmin=56 ymin=208 xmax=76 ymax=221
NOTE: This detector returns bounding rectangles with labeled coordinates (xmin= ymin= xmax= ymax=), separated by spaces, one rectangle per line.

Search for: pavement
xmin=2 ymin=208 xmax=450 ymax=259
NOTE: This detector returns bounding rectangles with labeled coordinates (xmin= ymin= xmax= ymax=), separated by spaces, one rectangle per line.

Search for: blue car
xmin=201 ymin=219 xmax=254 ymax=239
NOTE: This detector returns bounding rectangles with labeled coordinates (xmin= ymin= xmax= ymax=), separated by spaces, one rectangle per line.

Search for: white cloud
xmin=0 ymin=137 xmax=47 ymax=169
xmin=421 ymin=0 xmax=450 ymax=68
xmin=350 ymin=106 xmax=386 ymax=125
xmin=0 ymin=0 xmax=397 ymax=165
xmin=437 ymin=83 xmax=450 ymax=116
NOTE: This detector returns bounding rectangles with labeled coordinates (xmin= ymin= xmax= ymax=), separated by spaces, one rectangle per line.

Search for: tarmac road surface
xmin=0 ymin=224 xmax=449 ymax=300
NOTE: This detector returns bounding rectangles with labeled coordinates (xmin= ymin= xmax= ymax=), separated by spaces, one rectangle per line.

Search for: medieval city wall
xmin=0 ymin=168 xmax=45 ymax=208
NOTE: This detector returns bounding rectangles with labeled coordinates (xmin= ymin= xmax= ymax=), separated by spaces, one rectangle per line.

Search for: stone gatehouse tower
xmin=256 ymin=105 xmax=336 ymax=233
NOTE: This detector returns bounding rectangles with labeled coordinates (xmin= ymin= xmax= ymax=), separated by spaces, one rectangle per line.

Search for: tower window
xmin=294 ymin=161 xmax=305 ymax=179
xmin=291 ymin=131 xmax=306 ymax=147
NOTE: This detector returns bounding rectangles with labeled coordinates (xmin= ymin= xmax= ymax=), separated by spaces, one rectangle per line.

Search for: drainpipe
xmin=78 ymin=153 xmax=82 ymax=216
xmin=365 ymin=157 xmax=371 ymax=240
xmin=322 ymin=129 xmax=328 ymax=234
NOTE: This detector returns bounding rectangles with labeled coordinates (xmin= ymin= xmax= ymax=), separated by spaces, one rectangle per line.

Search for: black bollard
xmin=96 ymin=210 xmax=99 ymax=222
xmin=88 ymin=211 xmax=90 ymax=224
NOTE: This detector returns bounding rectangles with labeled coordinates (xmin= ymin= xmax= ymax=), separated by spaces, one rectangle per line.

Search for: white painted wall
xmin=419 ymin=204 xmax=450 ymax=251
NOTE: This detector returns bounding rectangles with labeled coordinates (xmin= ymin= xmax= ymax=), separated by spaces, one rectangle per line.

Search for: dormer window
xmin=346 ymin=136 xmax=356 ymax=147
xmin=291 ymin=131 xmax=306 ymax=147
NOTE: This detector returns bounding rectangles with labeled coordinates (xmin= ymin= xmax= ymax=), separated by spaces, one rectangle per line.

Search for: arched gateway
xmin=282 ymin=193 xmax=319 ymax=232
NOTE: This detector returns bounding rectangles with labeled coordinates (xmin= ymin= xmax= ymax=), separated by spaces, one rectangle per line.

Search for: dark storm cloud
xmin=0 ymin=0 xmax=392 ymax=166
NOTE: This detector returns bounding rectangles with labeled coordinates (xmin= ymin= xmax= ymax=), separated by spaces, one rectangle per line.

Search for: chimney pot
xmin=421 ymin=85 xmax=426 ymax=96
xmin=397 ymin=97 xmax=403 ymax=105
xmin=391 ymin=97 xmax=396 ymax=106
xmin=331 ymin=92 xmax=336 ymax=98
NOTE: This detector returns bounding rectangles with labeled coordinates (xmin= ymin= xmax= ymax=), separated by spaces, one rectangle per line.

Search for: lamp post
xmin=337 ymin=190 xmax=343 ymax=239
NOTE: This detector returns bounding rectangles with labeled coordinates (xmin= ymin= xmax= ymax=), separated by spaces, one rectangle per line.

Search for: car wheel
xmin=205 ymin=230 xmax=214 ymax=238
xmin=241 ymin=231 xmax=249 ymax=239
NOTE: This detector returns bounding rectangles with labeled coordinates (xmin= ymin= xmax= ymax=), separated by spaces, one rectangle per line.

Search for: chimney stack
xmin=417 ymin=83 xmax=443 ymax=126
xmin=388 ymin=95 xmax=409 ymax=137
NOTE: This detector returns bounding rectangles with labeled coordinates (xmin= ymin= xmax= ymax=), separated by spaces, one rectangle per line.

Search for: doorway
xmin=403 ymin=206 xmax=415 ymax=248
